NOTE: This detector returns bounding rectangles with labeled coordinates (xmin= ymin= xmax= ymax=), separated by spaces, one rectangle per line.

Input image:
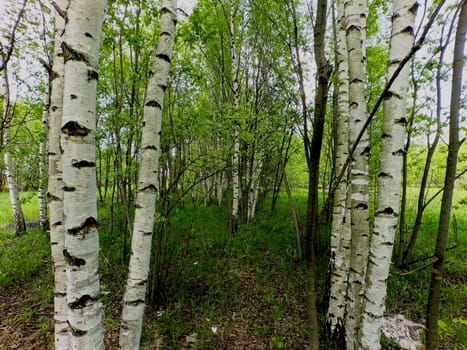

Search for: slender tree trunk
xmin=303 ymin=1 xmax=331 ymax=349
xmin=426 ymin=1 xmax=466 ymax=348
xmin=60 ymin=0 xmax=107 ymax=348
xmin=397 ymin=58 xmax=418 ymax=267
xmin=119 ymin=2 xmax=177 ymax=348
xmin=326 ymin=1 xmax=350 ymax=343
xmin=343 ymin=1 xmax=369 ymax=348
xmin=229 ymin=6 xmax=240 ymax=234
xmin=359 ymin=1 xmax=417 ymax=348
xmin=48 ymin=2 xmax=69 ymax=347
xmin=402 ymin=24 xmax=452 ymax=266
xmin=39 ymin=77 xmax=50 ymax=231
xmin=1 ymin=65 xmax=26 ymax=236
xmin=282 ymin=160 xmax=302 ymax=259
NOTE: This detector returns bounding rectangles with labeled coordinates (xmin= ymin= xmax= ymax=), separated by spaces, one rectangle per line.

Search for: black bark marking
xmin=136 ymin=279 xmax=147 ymax=286
xmin=409 ymin=2 xmax=419 ymax=15
xmin=63 ymin=249 xmax=86 ymax=266
xmin=377 ymin=207 xmax=397 ymax=217
xmin=61 ymin=42 xmax=90 ymax=64
xmin=140 ymin=184 xmax=157 ymax=193
xmin=62 ymin=121 xmax=91 ymax=137
xmin=48 ymin=193 xmax=61 ymax=202
xmin=145 ymin=100 xmax=162 ymax=109
xmin=125 ymin=299 xmax=145 ymax=306
xmin=70 ymin=94 xmax=78 ymax=100
xmin=51 ymin=105 xmax=58 ymax=112
xmin=142 ymin=231 xmax=153 ymax=236
xmin=72 ymin=160 xmax=96 ymax=168
xmin=384 ymin=90 xmax=402 ymax=100
xmin=402 ymin=26 xmax=414 ymax=35
xmin=379 ymin=172 xmax=392 ymax=179
xmin=360 ymin=146 xmax=370 ymax=157
xmin=87 ymin=69 xmax=99 ymax=81
xmin=68 ymin=294 xmax=97 ymax=309
xmin=84 ymin=32 xmax=93 ymax=38
xmin=68 ymin=321 xmax=87 ymax=336
xmin=63 ymin=186 xmax=76 ymax=192
xmin=350 ymin=78 xmax=364 ymax=85
xmin=392 ymin=149 xmax=405 ymax=156
xmin=158 ymin=84 xmax=167 ymax=92
xmin=355 ymin=203 xmax=368 ymax=210
xmin=382 ymin=133 xmax=391 ymax=139
xmin=67 ymin=217 xmax=98 ymax=235
xmin=145 ymin=145 xmax=157 ymax=151
xmin=156 ymin=52 xmax=171 ymax=63
xmin=395 ymin=117 xmax=407 ymax=125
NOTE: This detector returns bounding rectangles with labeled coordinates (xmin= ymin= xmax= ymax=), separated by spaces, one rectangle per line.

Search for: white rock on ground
xmin=382 ymin=314 xmax=425 ymax=350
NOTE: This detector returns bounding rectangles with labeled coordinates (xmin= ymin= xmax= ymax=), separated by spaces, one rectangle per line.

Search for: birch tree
xmin=359 ymin=1 xmax=417 ymax=348
xmin=343 ymin=0 xmax=370 ymax=348
xmin=119 ymin=1 xmax=177 ymax=348
xmin=60 ymin=0 xmax=107 ymax=348
xmin=1 ymin=64 xmax=27 ymax=236
xmin=426 ymin=1 xmax=466 ymax=348
xmin=48 ymin=1 xmax=69 ymax=348
xmin=326 ymin=0 xmax=351 ymax=343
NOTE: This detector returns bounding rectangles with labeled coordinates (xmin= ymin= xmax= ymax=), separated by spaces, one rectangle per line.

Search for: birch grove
xmin=119 ymin=1 xmax=177 ymax=348
xmin=1 ymin=0 xmax=466 ymax=349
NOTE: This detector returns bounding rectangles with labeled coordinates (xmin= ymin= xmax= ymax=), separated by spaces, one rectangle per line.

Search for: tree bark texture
xmin=359 ymin=1 xmax=417 ymax=348
xmin=426 ymin=1 xmax=466 ymax=348
xmin=343 ymin=1 xmax=369 ymax=348
xmin=1 ymin=64 xmax=26 ymax=236
xmin=326 ymin=0 xmax=351 ymax=343
xmin=39 ymin=80 xmax=50 ymax=231
xmin=48 ymin=1 xmax=69 ymax=347
xmin=60 ymin=0 xmax=107 ymax=348
xmin=119 ymin=1 xmax=177 ymax=349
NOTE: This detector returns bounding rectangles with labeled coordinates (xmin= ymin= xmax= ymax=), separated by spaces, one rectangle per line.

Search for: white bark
xmin=48 ymin=1 xmax=69 ymax=348
xmin=61 ymin=0 xmax=107 ymax=348
xmin=327 ymin=0 xmax=351 ymax=335
xmin=1 ymin=64 xmax=26 ymax=235
xmin=230 ymin=7 xmax=240 ymax=233
xmin=247 ymin=149 xmax=263 ymax=221
xmin=39 ymin=72 xmax=49 ymax=231
xmin=119 ymin=1 xmax=177 ymax=349
xmin=344 ymin=0 xmax=370 ymax=348
xmin=360 ymin=1 xmax=417 ymax=348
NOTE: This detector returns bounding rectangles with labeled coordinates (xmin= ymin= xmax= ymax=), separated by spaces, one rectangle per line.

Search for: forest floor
xmin=0 ymin=191 xmax=466 ymax=349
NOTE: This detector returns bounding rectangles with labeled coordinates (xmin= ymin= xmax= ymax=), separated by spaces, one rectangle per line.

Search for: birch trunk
xmin=39 ymin=71 xmax=50 ymax=231
xmin=119 ymin=2 xmax=177 ymax=348
xmin=326 ymin=0 xmax=351 ymax=341
xmin=61 ymin=0 xmax=106 ymax=348
xmin=359 ymin=1 xmax=417 ymax=348
xmin=230 ymin=7 xmax=240 ymax=234
xmin=426 ymin=1 xmax=466 ymax=348
xmin=247 ymin=149 xmax=263 ymax=221
xmin=48 ymin=1 xmax=69 ymax=347
xmin=1 ymin=65 xmax=26 ymax=236
xmin=343 ymin=1 xmax=369 ymax=348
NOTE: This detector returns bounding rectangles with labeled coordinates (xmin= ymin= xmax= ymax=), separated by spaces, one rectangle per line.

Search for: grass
xmin=0 ymin=187 xmax=466 ymax=348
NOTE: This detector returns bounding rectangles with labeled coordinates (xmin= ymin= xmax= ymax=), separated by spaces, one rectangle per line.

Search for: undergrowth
xmin=0 ymin=189 xmax=465 ymax=348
